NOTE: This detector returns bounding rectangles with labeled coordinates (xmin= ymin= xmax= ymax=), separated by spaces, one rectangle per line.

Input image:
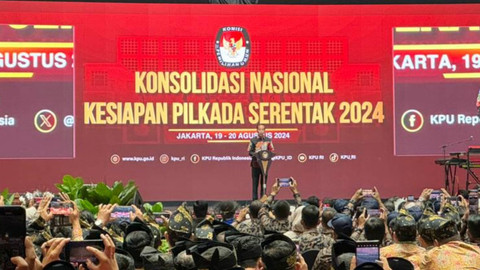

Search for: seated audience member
xmin=347 ymin=216 xmax=392 ymax=269
xmin=123 ymin=221 xmax=156 ymax=269
xmin=8 ymin=184 xmax=480 ymax=270
xmin=467 ymin=214 xmax=480 ymax=246
xmin=298 ymin=205 xmax=334 ymax=252
xmin=284 ymin=214 xmax=305 ymax=244
xmin=319 ymin=207 xmax=337 ymax=239
xmin=215 ymin=201 xmax=238 ymax=225
xmin=381 ymin=211 xmax=425 ymax=270
xmin=259 ymin=179 xmax=302 ymax=234
xmin=213 ymin=220 xmax=238 ymax=242
xmin=421 ymin=216 xmax=480 ymax=269
xmin=192 ymin=200 xmax=209 ymax=228
xmin=171 ymin=240 xmax=197 ymax=270
xmin=260 ymin=234 xmax=308 ymax=270
xmin=225 ymin=232 xmax=263 ymax=270
xmin=194 ymin=218 xmax=215 ymax=241
xmin=187 ymin=240 xmax=242 ymax=270
xmin=140 ymin=246 xmax=174 ymax=270
xmin=166 ymin=204 xmax=194 ymax=248
xmin=285 ymin=205 xmax=306 ymax=243
xmin=416 ymin=208 xmax=437 ymax=250
xmin=365 ymin=217 xmax=389 ymax=246
xmin=312 ymin=214 xmax=352 ymax=270
xmin=234 ymin=200 xmax=265 ymax=237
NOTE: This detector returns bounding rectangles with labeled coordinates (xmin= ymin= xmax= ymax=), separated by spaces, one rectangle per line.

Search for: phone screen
xmin=278 ymin=178 xmax=291 ymax=187
xmin=0 ymin=206 xmax=26 ymax=270
xmin=449 ymin=196 xmax=458 ymax=206
xmin=111 ymin=206 xmax=133 ymax=220
xmin=407 ymin=195 xmax=415 ymax=202
xmin=153 ymin=212 xmax=171 ymax=225
xmin=49 ymin=201 xmax=73 ymax=216
xmin=66 ymin=240 xmax=104 ymax=264
xmin=362 ymin=189 xmax=373 ymax=197
xmin=367 ymin=209 xmax=380 ymax=218
xmin=49 ymin=202 xmax=73 ymax=227
xmin=429 ymin=190 xmax=441 ymax=201
xmin=356 ymin=241 xmax=379 ymax=266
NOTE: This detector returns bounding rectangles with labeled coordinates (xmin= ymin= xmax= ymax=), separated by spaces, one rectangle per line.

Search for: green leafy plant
xmin=55 ymin=175 xmax=85 ymax=200
xmin=143 ymin=202 xmax=164 ymax=214
xmin=75 ymin=198 xmax=99 ymax=215
xmin=1 ymin=188 xmax=14 ymax=205
xmin=56 ymin=175 xmax=139 ymax=214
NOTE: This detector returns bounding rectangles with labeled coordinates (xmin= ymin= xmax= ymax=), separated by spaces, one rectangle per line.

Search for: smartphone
xmin=0 ymin=206 xmax=26 ymax=270
xmin=65 ymin=240 xmax=104 ymax=265
xmin=356 ymin=240 xmax=380 ymax=266
xmin=429 ymin=190 xmax=442 ymax=201
xmin=362 ymin=189 xmax=373 ymax=197
xmin=449 ymin=196 xmax=459 ymax=207
xmin=49 ymin=201 xmax=73 ymax=216
xmin=277 ymin=178 xmax=292 ymax=187
xmin=407 ymin=195 xmax=415 ymax=202
xmin=367 ymin=209 xmax=381 ymax=218
xmin=111 ymin=206 xmax=133 ymax=220
xmin=153 ymin=212 xmax=171 ymax=225
xmin=469 ymin=190 xmax=479 ymax=214
xmin=49 ymin=202 xmax=73 ymax=227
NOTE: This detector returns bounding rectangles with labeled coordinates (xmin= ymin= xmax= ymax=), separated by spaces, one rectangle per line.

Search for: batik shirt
xmin=380 ymin=242 xmax=425 ymax=270
xmin=420 ymin=240 xmax=480 ymax=270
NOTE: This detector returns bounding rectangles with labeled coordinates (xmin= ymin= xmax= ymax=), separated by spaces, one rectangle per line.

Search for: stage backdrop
xmin=0 ymin=2 xmax=479 ymax=201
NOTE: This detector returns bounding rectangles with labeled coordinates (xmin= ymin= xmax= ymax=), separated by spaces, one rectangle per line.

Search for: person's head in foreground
xmin=260 ymin=234 xmax=307 ymax=270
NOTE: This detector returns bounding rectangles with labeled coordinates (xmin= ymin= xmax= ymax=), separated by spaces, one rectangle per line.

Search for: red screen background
xmin=1 ymin=2 xmax=478 ymax=201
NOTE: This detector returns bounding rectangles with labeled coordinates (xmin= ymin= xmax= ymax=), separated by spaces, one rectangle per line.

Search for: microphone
xmin=440 ymin=136 xmax=474 ymax=149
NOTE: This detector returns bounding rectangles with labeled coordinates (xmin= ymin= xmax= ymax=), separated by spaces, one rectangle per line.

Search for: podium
xmin=255 ymin=150 xmax=275 ymax=196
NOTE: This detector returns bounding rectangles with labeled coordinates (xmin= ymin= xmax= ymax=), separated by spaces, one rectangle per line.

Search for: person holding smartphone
xmin=10 ymin=234 xmax=119 ymax=270
xmin=257 ymin=179 xmax=301 ymax=234
xmin=247 ymin=124 xmax=274 ymax=201
xmin=380 ymin=212 xmax=425 ymax=269
xmin=233 ymin=200 xmax=265 ymax=237
xmin=420 ymin=216 xmax=480 ymax=270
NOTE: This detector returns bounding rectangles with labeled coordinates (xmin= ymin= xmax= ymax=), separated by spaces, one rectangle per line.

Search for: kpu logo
xmin=215 ymin=26 xmax=250 ymax=68
xmin=401 ymin=109 xmax=424 ymax=133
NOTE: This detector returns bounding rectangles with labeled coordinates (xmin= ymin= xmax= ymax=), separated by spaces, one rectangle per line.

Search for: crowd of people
xmin=1 ymin=179 xmax=480 ymax=270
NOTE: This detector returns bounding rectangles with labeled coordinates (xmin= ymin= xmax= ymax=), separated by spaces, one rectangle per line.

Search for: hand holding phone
xmin=448 ymin=196 xmax=459 ymax=206
xmin=78 ymin=234 xmax=118 ymax=270
xmin=49 ymin=201 xmax=74 ymax=227
xmin=0 ymin=206 xmax=26 ymax=270
xmin=277 ymin=178 xmax=292 ymax=187
xmin=367 ymin=209 xmax=381 ymax=218
xmin=96 ymin=204 xmax=117 ymax=227
xmin=153 ymin=212 xmax=171 ymax=225
xmin=430 ymin=190 xmax=442 ymax=201
xmin=42 ymin=238 xmax=70 ymax=266
xmin=65 ymin=240 xmax=104 ymax=265
xmin=356 ymin=240 xmax=380 ymax=266
xmin=111 ymin=206 xmax=134 ymax=220
xmin=49 ymin=201 xmax=73 ymax=216
xmin=362 ymin=189 xmax=374 ymax=198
